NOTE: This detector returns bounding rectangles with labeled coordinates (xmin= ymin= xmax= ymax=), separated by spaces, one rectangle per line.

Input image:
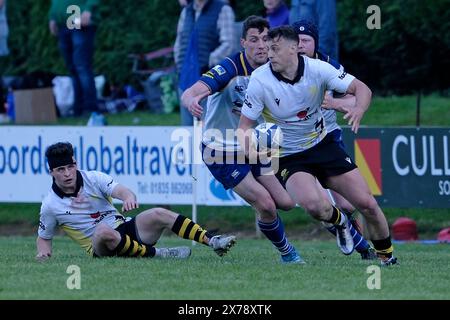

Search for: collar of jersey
xmin=52 ymin=170 xmax=84 ymax=198
xmin=240 ymin=51 xmax=255 ymax=76
xmin=270 ymin=54 xmax=305 ymax=85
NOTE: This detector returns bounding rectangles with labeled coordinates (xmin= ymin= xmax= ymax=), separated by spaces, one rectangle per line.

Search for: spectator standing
xmin=290 ymin=0 xmax=338 ymax=60
xmin=0 ymin=0 xmax=8 ymax=118
xmin=263 ymin=0 xmax=289 ymax=28
xmin=49 ymin=0 xmax=99 ymax=117
xmin=174 ymin=0 xmax=235 ymax=126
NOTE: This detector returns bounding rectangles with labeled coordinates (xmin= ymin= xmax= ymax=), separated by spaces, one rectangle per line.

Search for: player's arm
xmin=321 ymin=60 xmax=371 ymax=133
xmin=344 ymin=78 xmax=372 ymax=133
xmin=36 ymin=207 xmax=57 ymax=262
xmin=238 ymin=77 xmax=266 ymax=161
xmin=321 ymin=92 xmax=356 ymax=113
xmin=111 ymin=184 xmax=138 ymax=213
xmin=181 ymin=57 xmax=236 ymax=118
xmin=36 ymin=237 xmax=52 ymax=262
xmin=237 ymin=115 xmax=257 ymax=159
xmin=238 ymin=116 xmax=269 ymax=162
xmin=181 ymin=81 xmax=211 ymax=118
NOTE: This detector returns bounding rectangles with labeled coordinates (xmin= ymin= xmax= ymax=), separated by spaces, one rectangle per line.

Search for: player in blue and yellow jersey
xmin=182 ymin=16 xmax=304 ymax=264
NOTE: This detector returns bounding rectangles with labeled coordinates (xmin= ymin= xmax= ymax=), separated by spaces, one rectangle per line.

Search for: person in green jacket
xmin=0 ymin=0 xmax=9 ymax=119
xmin=49 ymin=0 xmax=100 ymax=117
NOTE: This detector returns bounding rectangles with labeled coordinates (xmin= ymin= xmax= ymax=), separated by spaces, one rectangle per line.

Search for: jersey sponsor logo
xmin=345 ymin=157 xmax=352 ymax=163
xmin=314 ymin=117 xmax=325 ymax=134
xmin=232 ymin=100 xmax=243 ymax=108
xmin=39 ymin=221 xmax=46 ymax=230
xmin=244 ymin=97 xmax=252 ymax=108
xmin=90 ymin=212 xmax=101 ymax=219
xmin=232 ymin=100 xmax=243 ymax=115
xmin=92 ymin=212 xmax=114 ymax=226
xmin=280 ymin=169 xmax=289 ymax=182
xmin=338 ymin=71 xmax=347 ymax=80
xmin=234 ymin=85 xmax=245 ymax=93
xmin=297 ymin=107 xmax=310 ymax=120
xmin=213 ymin=65 xmax=226 ymax=76
xmin=275 ymin=98 xmax=280 ymax=106
xmin=204 ymin=71 xmax=215 ymax=79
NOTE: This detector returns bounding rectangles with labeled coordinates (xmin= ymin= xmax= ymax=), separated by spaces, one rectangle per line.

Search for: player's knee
xmin=304 ymin=201 xmax=330 ymax=220
xmin=254 ymin=197 xmax=277 ymax=217
xmin=276 ymin=197 xmax=295 ymax=211
xmin=145 ymin=208 xmax=174 ymax=227
xmin=356 ymin=196 xmax=379 ymax=216
xmin=93 ymin=223 xmax=116 ymax=242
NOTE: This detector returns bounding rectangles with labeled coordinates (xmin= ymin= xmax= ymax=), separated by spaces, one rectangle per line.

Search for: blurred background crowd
xmin=0 ymin=0 xmax=448 ymax=124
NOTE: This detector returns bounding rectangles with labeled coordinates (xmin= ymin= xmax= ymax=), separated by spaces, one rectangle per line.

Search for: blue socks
xmin=325 ymin=220 xmax=370 ymax=253
xmin=258 ymin=215 xmax=294 ymax=256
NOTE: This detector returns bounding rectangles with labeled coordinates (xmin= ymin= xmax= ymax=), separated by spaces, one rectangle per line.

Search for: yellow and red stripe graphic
xmin=354 ymin=139 xmax=382 ymax=195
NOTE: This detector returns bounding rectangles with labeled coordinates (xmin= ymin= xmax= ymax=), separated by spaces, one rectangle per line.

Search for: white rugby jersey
xmin=241 ymin=55 xmax=354 ymax=155
xmin=315 ymin=52 xmax=345 ymax=134
xmin=322 ymin=64 xmax=345 ymax=134
xmin=38 ymin=170 xmax=123 ymax=255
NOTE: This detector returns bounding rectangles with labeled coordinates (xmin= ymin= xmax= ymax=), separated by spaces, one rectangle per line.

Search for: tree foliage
xmin=0 ymin=0 xmax=448 ymax=94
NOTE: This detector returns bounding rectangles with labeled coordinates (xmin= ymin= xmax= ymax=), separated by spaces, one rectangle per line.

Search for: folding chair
xmin=128 ymin=46 xmax=177 ymax=113
xmin=128 ymin=46 xmax=176 ymax=80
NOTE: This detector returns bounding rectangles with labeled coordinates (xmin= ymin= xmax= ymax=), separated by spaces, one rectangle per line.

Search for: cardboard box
xmin=13 ymin=88 xmax=57 ymax=124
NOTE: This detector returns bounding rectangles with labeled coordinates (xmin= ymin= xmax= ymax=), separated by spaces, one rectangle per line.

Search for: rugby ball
xmin=252 ymin=122 xmax=283 ymax=151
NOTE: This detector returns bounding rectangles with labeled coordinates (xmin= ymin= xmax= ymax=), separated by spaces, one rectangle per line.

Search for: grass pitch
xmin=0 ymin=236 xmax=449 ymax=300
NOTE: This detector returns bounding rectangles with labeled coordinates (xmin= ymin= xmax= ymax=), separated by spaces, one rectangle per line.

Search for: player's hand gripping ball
xmin=252 ymin=122 xmax=283 ymax=154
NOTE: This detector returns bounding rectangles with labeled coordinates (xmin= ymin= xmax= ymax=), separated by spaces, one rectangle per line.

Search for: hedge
xmin=0 ymin=0 xmax=448 ymax=95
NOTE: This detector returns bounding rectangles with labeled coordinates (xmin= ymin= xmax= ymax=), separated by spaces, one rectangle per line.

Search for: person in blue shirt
xmin=290 ymin=0 xmax=338 ymax=60
xmin=263 ymin=0 xmax=289 ymax=27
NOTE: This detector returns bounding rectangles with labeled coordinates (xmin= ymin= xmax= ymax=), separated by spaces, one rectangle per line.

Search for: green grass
xmin=55 ymin=110 xmax=181 ymax=127
xmin=338 ymin=94 xmax=450 ymax=127
xmin=0 ymin=236 xmax=449 ymax=300
xmin=1 ymin=204 xmax=448 ymax=240
xmin=1 ymin=94 xmax=447 ymax=127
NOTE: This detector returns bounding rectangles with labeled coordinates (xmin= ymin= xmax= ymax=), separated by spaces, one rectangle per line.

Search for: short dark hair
xmin=242 ymin=15 xmax=270 ymax=39
xmin=267 ymin=26 xmax=299 ymax=44
xmin=45 ymin=142 xmax=74 ymax=170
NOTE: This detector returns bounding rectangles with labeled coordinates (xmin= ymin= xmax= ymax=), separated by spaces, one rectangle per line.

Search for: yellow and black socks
xmin=372 ymin=237 xmax=394 ymax=259
xmin=325 ymin=206 xmax=345 ymax=225
xmin=114 ymin=234 xmax=155 ymax=257
xmin=171 ymin=215 xmax=211 ymax=245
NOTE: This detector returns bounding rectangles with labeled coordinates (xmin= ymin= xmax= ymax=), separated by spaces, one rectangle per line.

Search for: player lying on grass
xmin=36 ymin=142 xmax=236 ymax=262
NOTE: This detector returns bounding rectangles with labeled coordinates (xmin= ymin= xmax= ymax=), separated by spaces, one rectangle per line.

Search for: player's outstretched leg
xmin=155 ymin=247 xmax=192 ymax=259
xmin=171 ymin=214 xmax=236 ymax=257
xmin=258 ymin=214 xmax=305 ymax=264
xmin=322 ymin=212 xmax=377 ymax=260
xmin=208 ymin=235 xmax=237 ymax=257
xmin=323 ymin=206 xmax=354 ymax=255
